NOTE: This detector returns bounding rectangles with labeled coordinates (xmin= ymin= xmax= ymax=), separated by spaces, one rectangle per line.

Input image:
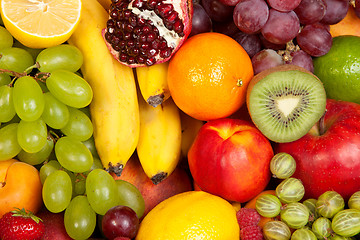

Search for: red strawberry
xmin=0 ymin=208 xmax=45 ymax=240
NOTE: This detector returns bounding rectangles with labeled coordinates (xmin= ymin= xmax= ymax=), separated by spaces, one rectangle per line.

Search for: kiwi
xmin=246 ymin=65 xmax=326 ymax=143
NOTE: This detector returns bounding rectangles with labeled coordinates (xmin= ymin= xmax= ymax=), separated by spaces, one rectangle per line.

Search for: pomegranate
xmin=103 ymin=0 xmax=193 ymax=67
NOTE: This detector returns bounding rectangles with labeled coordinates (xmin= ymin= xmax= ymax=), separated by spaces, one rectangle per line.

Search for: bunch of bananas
xmin=68 ymin=0 xmax=203 ymax=184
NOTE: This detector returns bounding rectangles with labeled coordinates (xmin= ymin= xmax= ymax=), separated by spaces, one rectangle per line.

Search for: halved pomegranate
xmin=103 ymin=0 xmax=193 ymax=67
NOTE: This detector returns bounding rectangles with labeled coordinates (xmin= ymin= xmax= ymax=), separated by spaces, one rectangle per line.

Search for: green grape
xmin=64 ymin=195 xmax=96 ymax=240
xmin=0 ymin=85 xmax=16 ymax=122
xmin=303 ymin=198 xmax=319 ymax=220
xmin=46 ymin=69 xmax=93 ymax=108
xmin=60 ymin=107 xmax=93 ymax=141
xmin=0 ymin=73 xmax=11 ymax=85
xmin=316 ymin=191 xmax=345 ymax=218
xmin=331 ymin=209 xmax=360 ymax=238
xmin=42 ymin=92 xmax=70 ymax=129
xmin=17 ymin=118 xmax=47 ymax=153
xmin=73 ymin=173 xmax=86 ymax=196
xmin=0 ymin=47 xmax=34 ymax=73
xmin=42 ymin=169 xmax=73 ymax=213
xmin=0 ymin=123 xmax=21 ymax=161
xmin=55 ymin=136 xmax=93 ymax=173
xmin=270 ymin=152 xmax=296 ymax=179
xmin=348 ymin=191 xmax=360 ymax=211
xmin=39 ymin=160 xmax=61 ymax=184
xmin=291 ymin=228 xmax=317 ymax=240
xmin=36 ymin=44 xmax=83 ymax=73
xmin=17 ymin=136 xmax=54 ymax=165
xmin=13 ymin=76 xmax=45 ymax=121
xmin=12 ymin=40 xmax=43 ymax=61
xmin=79 ymin=106 xmax=91 ymax=119
xmin=262 ymin=220 xmax=291 ymax=240
xmin=255 ymin=194 xmax=282 ymax=218
xmin=276 ymin=177 xmax=305 ymax=204
xmin=86 ymin=168 xmax=118 ymax=215
xmin=0 ymin=26 xmax=13 ymax=49
xmin=280 ymin=202 xmax=310 ymax=229
xmin=82 ymin=136 xmax=99 ymax=158
xmin=312 ymin=217 xmax=332 ymax=239
xmin=115 ymin=179 xmax=145 ymax=218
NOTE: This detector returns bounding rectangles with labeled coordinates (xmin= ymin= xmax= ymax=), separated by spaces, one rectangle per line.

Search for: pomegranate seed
xmin=128 ymin=56 xmax=136 ymax=64
xmin=157 ymin=4 xmax=174 ymax=17
xmin=146 ymin=57 xmax=156 ymax=66
xmin=147 ymin=0 xmax=158 ymax=9
xmin=160 ymin=48 xmax=172 ymax=58
xmin=146 ymin=32 xmax=157 ymax=42
xmin=166 ymin=11 xmax=178 ymax=23
xmin=173 ymin=20 xmax=184 ymax=34
xmin=119 ymin=53 xmax=128 ymax=62
xmin=140 ymin=42 xmax=150 ymax=50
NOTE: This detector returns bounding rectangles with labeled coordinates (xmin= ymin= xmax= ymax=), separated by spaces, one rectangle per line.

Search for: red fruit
xmin=276 ymin=99 xmax=360 ymax=201
xmin=36 ymin=207 xmax=72 ymax=240
xmin=103 ymin=0 xmax=193 ymax=67
xmin=240 ymin=225 xmax=263 ymax=240
xmin=188 ymin=118 xmax=274 ymax=203
xmin=0 ymin=208 xmax=45 ymax=240
xmin=236 ymin=208 xmax=261 ymax=228
xmin=102 ymin=205 xmax=139 ymax=240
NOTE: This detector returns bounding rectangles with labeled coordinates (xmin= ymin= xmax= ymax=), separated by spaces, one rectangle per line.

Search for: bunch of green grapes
xmin=258 ymin=152 xmax=360 ymax=240
xmin=0 ymin=26 xmax=145 ymax=240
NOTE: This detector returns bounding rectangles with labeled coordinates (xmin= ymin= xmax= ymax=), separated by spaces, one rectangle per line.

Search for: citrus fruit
xmin=167 ymin=32 xmax=254 ymax=121
xmin=313 ymin=35 xmax=360 ymax=104
xmin=136 ymin=191 xmax=240 ymax=240
xmin=0 ymin=0 xmax=82 ymax=49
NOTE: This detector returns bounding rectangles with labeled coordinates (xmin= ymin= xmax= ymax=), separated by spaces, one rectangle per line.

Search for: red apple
xmin=36 ymin=207 xmax=72 ymax=240
xmin=276 ymin=99 xmax=360 ymax=201
xmin=188 ymin=118 xmax=274 ymax=203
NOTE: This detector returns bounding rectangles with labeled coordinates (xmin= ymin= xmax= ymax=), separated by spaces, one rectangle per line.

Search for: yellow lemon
xmin=136 ymin=191 xmax=240 ymax=240
xmin=0 ymin=0 xmax=82 ymax=49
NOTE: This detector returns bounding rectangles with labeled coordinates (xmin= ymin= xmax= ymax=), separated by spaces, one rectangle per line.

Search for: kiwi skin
xmin=246 ymin=64 xmax=327 ymax=143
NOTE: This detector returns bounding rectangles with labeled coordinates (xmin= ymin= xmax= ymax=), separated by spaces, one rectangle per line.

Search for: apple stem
xmin=319 ymin=110 xmax=327 ymax=135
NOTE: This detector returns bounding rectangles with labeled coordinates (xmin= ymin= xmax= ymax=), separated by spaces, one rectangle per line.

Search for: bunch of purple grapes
xmin=190 ymin=0 xmax=356 ymax=75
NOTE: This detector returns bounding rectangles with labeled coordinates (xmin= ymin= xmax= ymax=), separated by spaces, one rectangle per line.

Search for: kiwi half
xmin=246 ymin=65 xmax=326 ymax=143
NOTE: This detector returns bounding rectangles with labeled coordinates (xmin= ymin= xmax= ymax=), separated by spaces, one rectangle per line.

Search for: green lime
xmin=313 ymin=35 xmax=360 ymax=104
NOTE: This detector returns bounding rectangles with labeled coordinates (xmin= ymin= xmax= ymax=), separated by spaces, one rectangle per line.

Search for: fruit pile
xmin=1 ymin=0 xmax=360 ymax=239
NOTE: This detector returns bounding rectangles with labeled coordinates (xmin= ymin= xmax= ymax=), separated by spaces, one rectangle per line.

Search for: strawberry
xmin=0 ymin=208 xmax=45 ymax=240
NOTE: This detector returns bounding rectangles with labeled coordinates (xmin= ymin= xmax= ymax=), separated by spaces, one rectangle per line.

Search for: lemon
xmin=0 ymin=0 xmax=82 ymax=49
xmin=136 ymin=191 xmax=240 ymax=240
xmin=313 ymin=35 xmax=360 ymax=104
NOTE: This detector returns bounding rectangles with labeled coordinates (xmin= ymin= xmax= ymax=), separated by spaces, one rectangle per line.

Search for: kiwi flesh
xmin=246 ymin=65 xmax=327 ymax=143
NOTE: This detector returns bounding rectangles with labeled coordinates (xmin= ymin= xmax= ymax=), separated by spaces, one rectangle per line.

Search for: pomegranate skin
xmin=276 ymin=99 xmax=360 ymax=201
xmin=188 ymin=118 xmax=274 ymax=203
xmin=103 ymin=0 xmax=193 ymax=68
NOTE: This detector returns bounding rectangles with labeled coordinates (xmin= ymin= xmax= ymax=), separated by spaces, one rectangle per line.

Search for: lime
xmin=313 ymin=35 xmax=360 ymax=104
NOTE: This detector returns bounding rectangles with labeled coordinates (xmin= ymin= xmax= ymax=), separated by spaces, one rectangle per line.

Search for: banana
xmin=135 ymin=62 xmax=171 ymax=108
xmin=179 ymin=111 xmax=205 ymax=159
xmin=68 ymin=0 xmax=140 ymax=176
xmin=136 ymin=91 xmax=182 ymax=185
xmin=96 ymin=0 xmax=112 ymax=11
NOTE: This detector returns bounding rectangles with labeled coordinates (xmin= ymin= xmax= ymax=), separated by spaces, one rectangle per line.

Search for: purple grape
xmin=233 ymin=0 xmax=269 ymax=34
xmin=259 ymin=34 xmax=286 ymax=50
xmin=285 ymin=50 xmax=314 ymax=73
xmin=251 ymin=49 xmax=284 ymax=75
xmin=294 ymin=0 xmax=327 ymax=25
xmin=201 ymin=0 xmax=234 ymax=22
xmin=219 ymin=0 xmax=241 ymax=6
xmin=232 ymin=31 xmax=262 ymax=58
xmin=266 ymin=0 xmax=302 ymax=12
xmin=355 ymin=0 xmax=360 ymax=18
xmin=261 ymin=9 xmax=300 ymax=45
xmin=189 ymin=3 xmax=212 ymax=37
xmin=296 ymin=23 xmax=332 ymax=57
xmin=101 ymin=205 xmax=139 ymax=239
xmin=212 ymin=20 xmax=239 ymax=36
xmin=320 ymin=0 xmax=349 ymax=25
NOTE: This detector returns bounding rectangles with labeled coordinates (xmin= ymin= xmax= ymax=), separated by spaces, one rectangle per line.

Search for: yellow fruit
xmin=136 ymin=191 xmax=240 ymax=240
xmin=0 ymin=0 xmax=82 ymax=49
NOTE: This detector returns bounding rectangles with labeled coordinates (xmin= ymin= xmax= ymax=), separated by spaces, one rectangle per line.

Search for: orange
xmin=136 ymin=191 xmax=239 ymax=240
xmin=330 ymin=6 xmax=360 ymax=38
xmin=0 ymin=0 xmax=82 ymax=49
xmin=167 ymin=32 xmax=254 ymax=121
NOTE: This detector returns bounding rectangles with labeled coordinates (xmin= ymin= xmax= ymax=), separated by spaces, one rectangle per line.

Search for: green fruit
xmin=331 ymin=209 xmax=360 ymax=237
xmin=348 ymin=191 xmax=360 ymax=211
xmin=262 ymin=220 xmax=291 ymax=240
xmin=255 ymin=194 xmax=282 ymax=218
xmin=313 ymin=35 xmax=360 ymax=104
xmin=316 ymin=191 xmax=345 ymax=218
xmin=280 ymin=202 xmax=310 ymax=229
xmin=270 ymin=152 xmax=296 ymax=179
xmin=276 ymin=177 xmax=305 ymax=204
xmin=291 ymin=228 xmax=317 ymax=240
xmin=247 ymin=65 xmax=326 ymax=143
